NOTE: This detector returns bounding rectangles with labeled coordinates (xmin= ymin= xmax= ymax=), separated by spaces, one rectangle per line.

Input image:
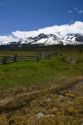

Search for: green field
xmin=0 ymin=50 xmax=83 ymax=90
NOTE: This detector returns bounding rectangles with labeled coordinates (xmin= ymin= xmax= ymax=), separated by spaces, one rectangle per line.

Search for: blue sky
xmin=0 ymin=0 xmax=83 ymax=35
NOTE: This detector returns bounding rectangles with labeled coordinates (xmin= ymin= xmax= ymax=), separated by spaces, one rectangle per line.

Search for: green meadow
xmin=0 ymin=50 xmax=83 ymax=90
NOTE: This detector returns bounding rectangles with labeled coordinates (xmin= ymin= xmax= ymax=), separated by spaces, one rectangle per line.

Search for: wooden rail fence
xmin=0 ymin=55 xmax=42 ymax=64
xmin=0 ymin=52 xmax=57 ymax=64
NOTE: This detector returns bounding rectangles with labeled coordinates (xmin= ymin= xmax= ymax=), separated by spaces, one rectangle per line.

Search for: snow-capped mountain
xmin=15 ymin=33 xmax=83 ymax=45
xmin=31 ymin=34 xmax=63 ymax=45
xmin=0 ymin=33 xmax=83 ymax=46
xmin=61 ymin=34 xmax=83 ymax=45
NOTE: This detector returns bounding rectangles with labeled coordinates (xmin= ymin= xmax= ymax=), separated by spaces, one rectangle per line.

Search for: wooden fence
xmin=0 ymin=52 xmax=57 ymax=65
xmin=0 ymin=56 xmax=42 ymax=64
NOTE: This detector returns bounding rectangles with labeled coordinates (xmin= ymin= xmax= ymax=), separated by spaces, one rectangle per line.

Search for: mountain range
xmin=0 ymin=33 xmax=83 ymax=46
xmin=8 ymin=33 xmax=83 ymax=45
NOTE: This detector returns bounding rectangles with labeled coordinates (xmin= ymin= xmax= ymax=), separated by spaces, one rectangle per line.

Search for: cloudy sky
xmin=0 ymin=0 xmax=83 ymax=35
xmin=0 ymin=0 xmax=83 ymax=44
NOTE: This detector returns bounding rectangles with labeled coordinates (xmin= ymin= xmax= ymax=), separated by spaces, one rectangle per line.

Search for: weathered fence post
xmin=2 ymin=56 xmax=7 ymax=64
xmin=13 ymin=54 xmax=17 ymax=62
xmin=37 ymin=56 xmax=40 ymax=62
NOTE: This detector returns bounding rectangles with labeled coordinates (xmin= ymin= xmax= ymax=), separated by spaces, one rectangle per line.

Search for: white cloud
xmin=74 ymin=7 xmax=78 ymax=11
xmin=12 ymin=31 xmax=39 ymax=39
xmin=67 ymin=10 xmax=73 ymax=13
xmin=36 ymin=21 xmax=83 ymax=35
xmin=78 ymin=10 xmax=83 ymax=14
xmin=0 ymin=35 xmax=14 ymax=44
xmin=74 ymin=7 xmax=83 ymax=14
xmin=68 ymin=7 xmax=83 ymax=15
xmin=0 ymin=21 xmax=83 ymax=44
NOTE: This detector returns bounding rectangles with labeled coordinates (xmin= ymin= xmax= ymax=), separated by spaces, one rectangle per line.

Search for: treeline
xmin=0 ymin=44 xmax=83 ymax=51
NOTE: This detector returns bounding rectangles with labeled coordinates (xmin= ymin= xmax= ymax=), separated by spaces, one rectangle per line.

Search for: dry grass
xmin=0 ymin=77 xmax=83 ymax=125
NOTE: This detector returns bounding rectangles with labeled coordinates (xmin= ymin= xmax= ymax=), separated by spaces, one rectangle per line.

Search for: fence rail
xmin=0 ymin=54 xmax=49 ymax=64
xmin=0 ymin=52 xmax=82 ymax=65
xmin=0 ymin=51 xmax=58 ymax=64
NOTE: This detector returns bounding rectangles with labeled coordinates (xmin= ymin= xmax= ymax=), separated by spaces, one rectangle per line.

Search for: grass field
xmin=0 ymin=49 xmax=83 ymax=125
xmin=0 ymin=50 xmax=83 ymax=90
